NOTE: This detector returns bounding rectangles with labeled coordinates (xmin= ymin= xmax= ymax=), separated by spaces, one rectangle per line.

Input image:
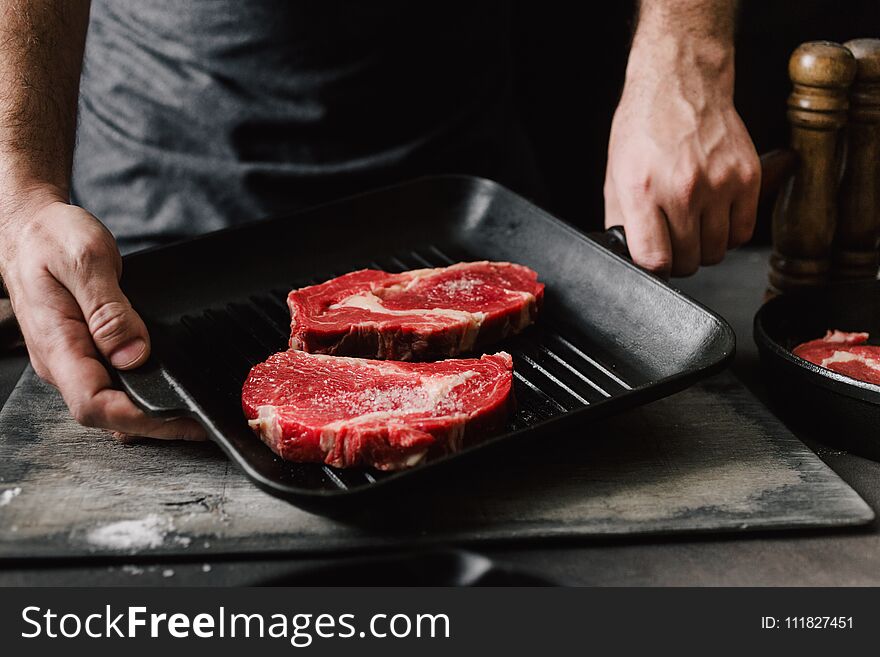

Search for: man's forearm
xmin=629 ymin=1 xmax=738 ymax=95
xmin=636 ymin=0 xmax=737 ymax=43
xmin=0 ymin=0 xmax=90 ymax=200
xmin=606 ymin=0 xmax=759 ymax=277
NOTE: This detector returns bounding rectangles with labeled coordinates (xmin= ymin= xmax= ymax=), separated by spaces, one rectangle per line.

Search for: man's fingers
xmin=48 ymin=237 xmax=151 ymax=370
xmin=118 ymin=416 xmax=208 ymax=442
xmin=662 ymin=202 xmax=701 ymax=278
xmin=75 ymin=386 xmax=206 ymax=440
xmin=98 ymin=395 xmax=208 ymax=441
xmin=603 ymin=177 xmax=624 ymax=229
xmin=610 ymin=187 xmax=673 ymax=277
xmin=729 ymin=183 xmax=760 ymax=249
xmin=24 ymin=280 xmax=205 ymax=440
xmin=22 ymin=340 xmax=52 ymax=385
xmin=51 ymin=348 xmax=206 ymax=440
xmin=699 ymin=203 xmax=731 ymax=266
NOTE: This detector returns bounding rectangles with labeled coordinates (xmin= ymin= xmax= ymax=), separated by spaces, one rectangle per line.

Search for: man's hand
xmin=0 ymin=1 xmax=203 ymax=440
xmin=604 ymin=0 xmax=761 ymax=277
xmin=0 ymin=190 xmax=205 ymax=440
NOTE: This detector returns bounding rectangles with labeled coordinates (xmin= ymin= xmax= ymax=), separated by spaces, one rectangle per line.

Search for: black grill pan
xmin=116 ymin=176 xmax=734 ymax=512
xmin=755 ymin=281 xmax=880 ymax=461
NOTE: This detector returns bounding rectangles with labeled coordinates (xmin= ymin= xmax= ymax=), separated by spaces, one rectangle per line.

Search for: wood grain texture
xmin=836 ymin=38 xmax=880 ymax=280
xmin=0 ymin=366 xmax=872 ymax=560
xmin=771 ymin=41 xmax=857 ymax=291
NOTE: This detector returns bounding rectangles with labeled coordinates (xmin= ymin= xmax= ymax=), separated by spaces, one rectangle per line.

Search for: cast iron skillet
xmin=115 ymin=175 xmax=735 ymax=513
xmin=755 ymin=280 xmax=880 ymax=461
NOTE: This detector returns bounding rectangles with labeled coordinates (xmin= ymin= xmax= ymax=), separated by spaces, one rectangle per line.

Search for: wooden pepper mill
xmin=770 ymin=41 xmax=856 ymax=293
xmin=834 ymin=38 xmax=880 ymax=280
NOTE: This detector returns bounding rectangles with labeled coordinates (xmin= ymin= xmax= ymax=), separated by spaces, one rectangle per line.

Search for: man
xmin=0 ymin=1 xmax=760 ymax=440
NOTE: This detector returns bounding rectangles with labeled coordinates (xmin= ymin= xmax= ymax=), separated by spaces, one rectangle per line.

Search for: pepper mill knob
xmin=770 ymin=42 xmax=856 ymax=293
xmin=789 ymin=41 xmax=858 ymax=95
xmin=835 ymin=38 xmax=880 ymax=280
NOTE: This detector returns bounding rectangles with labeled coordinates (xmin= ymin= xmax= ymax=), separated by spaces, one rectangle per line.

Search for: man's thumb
xmin=87 ymin=296 xmax=151 ymax=369
xmin=42 ymin=208 xmax=152 ymax=370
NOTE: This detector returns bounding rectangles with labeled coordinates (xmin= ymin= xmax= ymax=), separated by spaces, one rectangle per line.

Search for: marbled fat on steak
xmin=287 ymin=261 xmax=544 ymax=360
xmin=242 ymin=350 xmax=514 ymax=470
xmin=792 ymin=329 xmax=880 ymax=385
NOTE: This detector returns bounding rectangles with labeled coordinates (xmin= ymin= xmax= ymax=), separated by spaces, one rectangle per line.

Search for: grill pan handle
xmin=112 ymin=357 xmax=194 ymax=417
xmin=111 ymin=323 xmax=197 ymax=418
xmin=601 ymin=225 xmax=630 ymax=259
xmin=591 ymin=225 xmax=635 ymax=263
xmin=592 ymin=226 xmax=670 ymax=280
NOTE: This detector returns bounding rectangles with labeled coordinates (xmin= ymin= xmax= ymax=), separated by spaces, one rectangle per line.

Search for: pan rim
xmin=754 ymin=282 xmax=880 ymax=403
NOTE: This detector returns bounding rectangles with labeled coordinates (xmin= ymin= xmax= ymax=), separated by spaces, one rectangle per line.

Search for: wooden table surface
xmin=2 ymin=245 xmax=880 ymax=586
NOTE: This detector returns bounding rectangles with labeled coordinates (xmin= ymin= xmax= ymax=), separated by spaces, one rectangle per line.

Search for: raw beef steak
xmin=288 ymin=261 xmax=544 ymax=360
xmin=793 ymin=330 xmax=880 ymax=385
xmin=242 ymin=350 xmax=514 ymax=470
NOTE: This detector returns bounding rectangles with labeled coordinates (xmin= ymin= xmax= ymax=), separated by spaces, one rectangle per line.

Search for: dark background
xmin=512 ymin=0 xmax=880 ymax=241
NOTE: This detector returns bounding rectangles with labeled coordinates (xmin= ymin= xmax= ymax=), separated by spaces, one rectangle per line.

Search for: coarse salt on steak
xmin=793 ymin=330 xmax=880 ymax=385
xmin=242 ymin=350 xmax=514 ymax=471
xmin=288 ymin=261 xmax=543 ymax=360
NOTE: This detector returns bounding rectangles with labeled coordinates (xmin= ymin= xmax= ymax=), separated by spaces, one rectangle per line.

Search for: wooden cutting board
xmin=0 ymin=367 xmax=872 ymax=560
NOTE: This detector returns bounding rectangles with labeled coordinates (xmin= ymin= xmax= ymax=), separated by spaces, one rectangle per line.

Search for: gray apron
xmin=72 ymin=0 xmax=542 ymax=253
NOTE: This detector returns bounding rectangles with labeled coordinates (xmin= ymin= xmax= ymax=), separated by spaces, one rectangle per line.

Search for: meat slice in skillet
xmin=287 ymin=261 xmax=543 ymax=360
xmin=242 ymin=350 xmax=514 ymax=471
xmin=793 ymin=330 xmax=880 ymax=385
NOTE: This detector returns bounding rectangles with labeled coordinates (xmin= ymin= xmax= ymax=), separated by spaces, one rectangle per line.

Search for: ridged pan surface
xmin=117 ymin=176 xmax=735 ymax=509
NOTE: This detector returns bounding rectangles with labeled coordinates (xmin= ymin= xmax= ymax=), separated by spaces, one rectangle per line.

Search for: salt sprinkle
xmin=310 ymin=373 xmax=472 ymax=418
xmin=0 ymin=487 xmax=21 ymax=507
xmin=86 ymin=515 xmax=169 ymax=550
xmin=173 ymin=535 xmax=192 ymax=548
xmin=436 ymin=277 xmax=484 ymax=296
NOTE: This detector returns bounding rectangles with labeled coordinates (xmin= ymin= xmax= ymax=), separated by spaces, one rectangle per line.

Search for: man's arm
xmin=0 ymin=0 xmax=87 ymax=197
xmin=604 ymin=0 xmax=760 ymax=277
xmin=0 ymin=0 xmax=202 ymax=439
